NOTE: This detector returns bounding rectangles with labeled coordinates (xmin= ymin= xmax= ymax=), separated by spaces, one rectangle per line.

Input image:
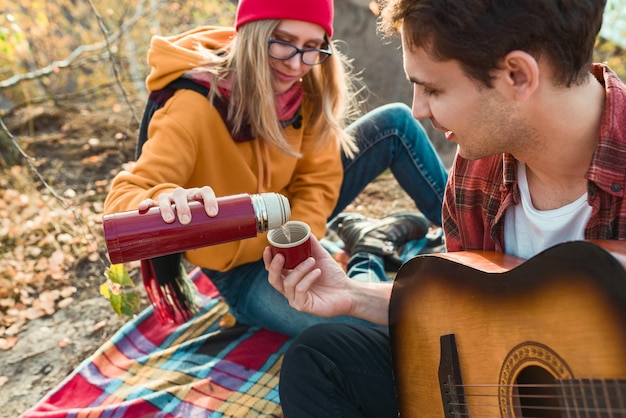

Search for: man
xmin=263 ymin=0 xmax=626 ymax=416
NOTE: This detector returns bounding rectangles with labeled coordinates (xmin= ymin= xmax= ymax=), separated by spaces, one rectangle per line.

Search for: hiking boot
xmin=338 ymin=211 xmax=431 ymax=266
xmin=325 ymin=213 xmax=370 ymax=245
xmin=327 ymin=213 xmax=369 ymax=235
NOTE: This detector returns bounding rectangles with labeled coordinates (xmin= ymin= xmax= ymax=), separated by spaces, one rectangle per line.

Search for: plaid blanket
xmin=21 ymin=268 xmax=292 ymax=417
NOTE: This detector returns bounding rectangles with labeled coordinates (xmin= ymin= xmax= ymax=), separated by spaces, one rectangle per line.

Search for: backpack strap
xmin=136 ymin=78 xmax=210 ymax=159
xmin=137 ymin=77 xmax=302 ymax=154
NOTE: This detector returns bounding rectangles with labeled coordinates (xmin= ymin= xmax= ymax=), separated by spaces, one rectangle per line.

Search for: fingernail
xmin=181 ymin=214 xmax=191 ymax=224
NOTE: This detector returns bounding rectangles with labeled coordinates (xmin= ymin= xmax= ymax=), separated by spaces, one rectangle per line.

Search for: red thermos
xmin=103 ymin=192 xmax=291 ymax=264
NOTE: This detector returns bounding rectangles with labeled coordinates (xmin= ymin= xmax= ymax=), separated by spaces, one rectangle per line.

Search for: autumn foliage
xmin=0 ymin=0 xmax=236 ymax=348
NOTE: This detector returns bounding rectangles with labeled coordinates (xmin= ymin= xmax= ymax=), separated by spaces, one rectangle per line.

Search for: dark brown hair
xmin=379 ymin=0 xmax=607 ymax=87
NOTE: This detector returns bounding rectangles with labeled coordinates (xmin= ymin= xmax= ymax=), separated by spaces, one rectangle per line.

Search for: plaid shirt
xmin=443 ymin=64 xmax=626 ymax=253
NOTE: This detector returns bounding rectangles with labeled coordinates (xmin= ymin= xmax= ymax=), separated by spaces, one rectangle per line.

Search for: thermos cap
xmin=259 ymin=192 xmax=291 ymax=229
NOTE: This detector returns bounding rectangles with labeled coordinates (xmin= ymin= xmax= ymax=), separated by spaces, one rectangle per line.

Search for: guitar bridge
xmin=439 ymin=334 xmax=466 ymax=418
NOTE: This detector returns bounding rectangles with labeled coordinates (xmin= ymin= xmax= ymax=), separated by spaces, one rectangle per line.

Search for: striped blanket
xmin=21 ymin=268 xmax=292 ymax=417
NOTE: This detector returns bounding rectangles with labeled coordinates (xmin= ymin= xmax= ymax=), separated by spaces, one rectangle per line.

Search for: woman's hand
xmin=264 ymin=234 xmax=355 ymax=318
xmin=137 ymin=186 xmax=219 ymax=224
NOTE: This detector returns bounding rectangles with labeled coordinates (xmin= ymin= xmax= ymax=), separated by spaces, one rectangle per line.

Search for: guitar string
xmin=431 ymin=406 xmax=580 ymax=418
xmin=448 ymin=391 xmax=626 ymax=403
xmin=447 ymin=400 xmax=626 ymax=414
xmin=440 ymin=383 xmax=626 ymax=416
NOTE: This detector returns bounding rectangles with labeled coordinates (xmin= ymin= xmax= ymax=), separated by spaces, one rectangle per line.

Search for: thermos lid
xmin=260 ymin=192 xmax=291 ymax=229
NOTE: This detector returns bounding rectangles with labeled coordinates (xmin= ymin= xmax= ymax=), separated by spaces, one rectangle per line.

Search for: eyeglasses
xmin=268 ymin=39 xmax=332 ymax=65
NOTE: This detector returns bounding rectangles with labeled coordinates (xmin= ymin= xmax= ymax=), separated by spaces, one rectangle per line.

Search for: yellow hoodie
xmin=104 ymin=26 xmax=343 ymax=272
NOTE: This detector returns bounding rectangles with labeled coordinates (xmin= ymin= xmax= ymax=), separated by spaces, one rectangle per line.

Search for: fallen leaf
xmin=48 ymin=250 xmax=66 ymax=270
xmin=80 ymin=155 xmax=103 ymax=165
xmin=24 ymin=307 xmax=46 ymax=320
xmin=92 ymin=320 xmax=107 ymax=332
xmin=0 ymin=337 xmax=18 ymax=350
xmin=219 ymin=312 xmax=237 ymax=328
xmin=87 ymin=252 xmax=99 ymax=262
xmin=5 ymin=320 xmax=25 ymax=336
xmin=0 ymin=298 xmax=15 ymax=308
xmin=57 ymin=297 xmax=74 ymax=309
xmin=60 ymin=286 xmax=77 ymax=298
xmin=58 ymin=337 xmax=71 ymax=348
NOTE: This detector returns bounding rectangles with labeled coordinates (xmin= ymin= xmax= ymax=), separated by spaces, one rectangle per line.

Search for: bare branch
xmin=86 ymin=0 xmax=155 ymax=126
xmin=0 ymin=115 xmax=110 ymax=269
xmin=1 ymin=81 xmax=118 ymax=117
xmin=0 ymin=0 xmax=165 ymax=91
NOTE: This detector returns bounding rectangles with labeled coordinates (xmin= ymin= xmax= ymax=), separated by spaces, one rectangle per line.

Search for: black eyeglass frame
xmin=267 ymin=38 xmax=332 ymax=65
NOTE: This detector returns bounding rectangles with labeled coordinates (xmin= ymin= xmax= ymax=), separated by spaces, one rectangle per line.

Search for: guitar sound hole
xmin=514 ymin=366 xmax=560 ymax=418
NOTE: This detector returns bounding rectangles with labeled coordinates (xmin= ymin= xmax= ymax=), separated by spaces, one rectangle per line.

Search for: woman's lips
xmin=274 ymin=69 xmax=298 ymax=83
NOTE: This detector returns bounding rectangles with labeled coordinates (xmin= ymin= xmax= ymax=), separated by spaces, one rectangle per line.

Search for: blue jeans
xmin=333 ymin=102 xmax=448 ymax=225
xmin=203 ymin=103 xmax=448 ymax=336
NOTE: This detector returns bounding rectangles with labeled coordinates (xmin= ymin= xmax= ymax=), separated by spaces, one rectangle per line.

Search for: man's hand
xmin=264 ymin=234 xmax=355 ymax=318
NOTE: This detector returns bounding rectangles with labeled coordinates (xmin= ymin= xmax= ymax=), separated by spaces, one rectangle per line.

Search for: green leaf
xmin=101 ymin=265 xmax=141 ymax=318
xmin=120 ymin=293 xmax=140 ymax=317
xmin=106 ymin=264 xmax=134 ymax=286
xmin=99 ymin=282 xmax=110 ymax=298
xmin=109 ymin=293 xmax=123 ymax=317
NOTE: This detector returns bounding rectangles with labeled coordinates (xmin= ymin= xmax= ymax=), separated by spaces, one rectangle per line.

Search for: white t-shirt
xmin=504 ymin=162 xmax=592 ymax=259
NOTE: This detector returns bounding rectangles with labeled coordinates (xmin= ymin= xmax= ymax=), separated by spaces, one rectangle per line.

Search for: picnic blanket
xmin=20 ymin=268 xmax=292 ymax=418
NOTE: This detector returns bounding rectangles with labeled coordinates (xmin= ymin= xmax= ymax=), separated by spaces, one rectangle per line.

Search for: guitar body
xmin=390 ymin=240 xmax=626 ymax=418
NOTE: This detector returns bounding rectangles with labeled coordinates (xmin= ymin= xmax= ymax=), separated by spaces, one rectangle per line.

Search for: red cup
xmin=268 ymin=221 xmax=312 ymax=269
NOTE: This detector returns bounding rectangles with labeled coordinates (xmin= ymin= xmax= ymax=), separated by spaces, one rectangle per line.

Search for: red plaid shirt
xmin=443 ymin=64 xmax=626 ymax=253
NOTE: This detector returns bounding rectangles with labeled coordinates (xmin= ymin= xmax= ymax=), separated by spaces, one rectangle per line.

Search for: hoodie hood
xmin=145 ymin=26 xmax=235 ymax=92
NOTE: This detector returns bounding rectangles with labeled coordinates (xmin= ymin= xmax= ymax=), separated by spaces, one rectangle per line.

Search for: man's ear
xmin=498 ymin=50 xmax=539 ymax=101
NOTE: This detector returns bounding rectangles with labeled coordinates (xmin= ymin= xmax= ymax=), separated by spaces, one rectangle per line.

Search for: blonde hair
xmin=198 ymin=20 xmax=361 ymax=157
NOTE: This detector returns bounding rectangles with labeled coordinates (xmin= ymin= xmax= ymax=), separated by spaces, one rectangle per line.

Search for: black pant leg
xmin=279 ymin=323 xmax=398 ymax=418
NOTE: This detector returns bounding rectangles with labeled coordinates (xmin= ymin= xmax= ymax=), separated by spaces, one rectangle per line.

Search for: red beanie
xmin=235 ymin=0 xmax=334 ymax=37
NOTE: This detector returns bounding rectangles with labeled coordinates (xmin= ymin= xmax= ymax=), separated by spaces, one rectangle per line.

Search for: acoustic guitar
xmin=389 ymin=240 xmax=626 ymax=418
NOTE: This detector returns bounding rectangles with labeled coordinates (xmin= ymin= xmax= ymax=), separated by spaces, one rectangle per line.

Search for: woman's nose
xmin=283 ymin=53 xmax=304 ymax=69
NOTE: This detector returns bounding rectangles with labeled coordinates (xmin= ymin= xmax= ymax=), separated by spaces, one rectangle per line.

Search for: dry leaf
xmin=49 ymin=250 xmax=66 ymax=270
xmin=57 ymin=297 xmax=74 ymax=309
xmin=92 ymin=320 xmax=107 ymax=332
xmin=219 ymin=312 xmax=237 ymax=328
xmin=24 ymin=307 xmax=46 ymax=320
xmin=58 ymin=337 xmax=71 ymax=348
xmin=0 ymin=337 xmax=18 ymax=350
xmin=0 ymin=298 xmax=15 ymax=308
xmin=60 ymin=286 xmax=77 ymax=298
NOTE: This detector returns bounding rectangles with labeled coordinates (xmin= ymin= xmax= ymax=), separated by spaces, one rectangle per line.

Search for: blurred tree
xmin=0 ymin=0 xmax=235 ymax=167
xmin=595 ymin=37 xmax=625 ymax=79
xmin=0 ymin=0 xmax=623 ymax=168
xmin=0 ymin=0 xmax=235 ymax=111
xmin=601 ymin=0 xmax=626 ymax=49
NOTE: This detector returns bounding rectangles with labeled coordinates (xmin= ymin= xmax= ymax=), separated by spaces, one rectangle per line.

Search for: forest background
xmin=0 ymin=0 xmax=624 ymax=416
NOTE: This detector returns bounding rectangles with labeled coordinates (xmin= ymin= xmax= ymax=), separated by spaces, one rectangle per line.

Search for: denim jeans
xmin=203 ymin=102 xmax=448 ymax=336
xmin=333 ymin=102 xmax=448 ymax=225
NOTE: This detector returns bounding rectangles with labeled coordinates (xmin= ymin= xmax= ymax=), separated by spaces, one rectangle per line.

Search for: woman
xmin=104 ymin=0 xmax=448 ymax=336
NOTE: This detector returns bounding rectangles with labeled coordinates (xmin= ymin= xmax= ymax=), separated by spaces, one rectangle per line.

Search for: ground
xmin=0 ymin=104 xmax=454 ymax=417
